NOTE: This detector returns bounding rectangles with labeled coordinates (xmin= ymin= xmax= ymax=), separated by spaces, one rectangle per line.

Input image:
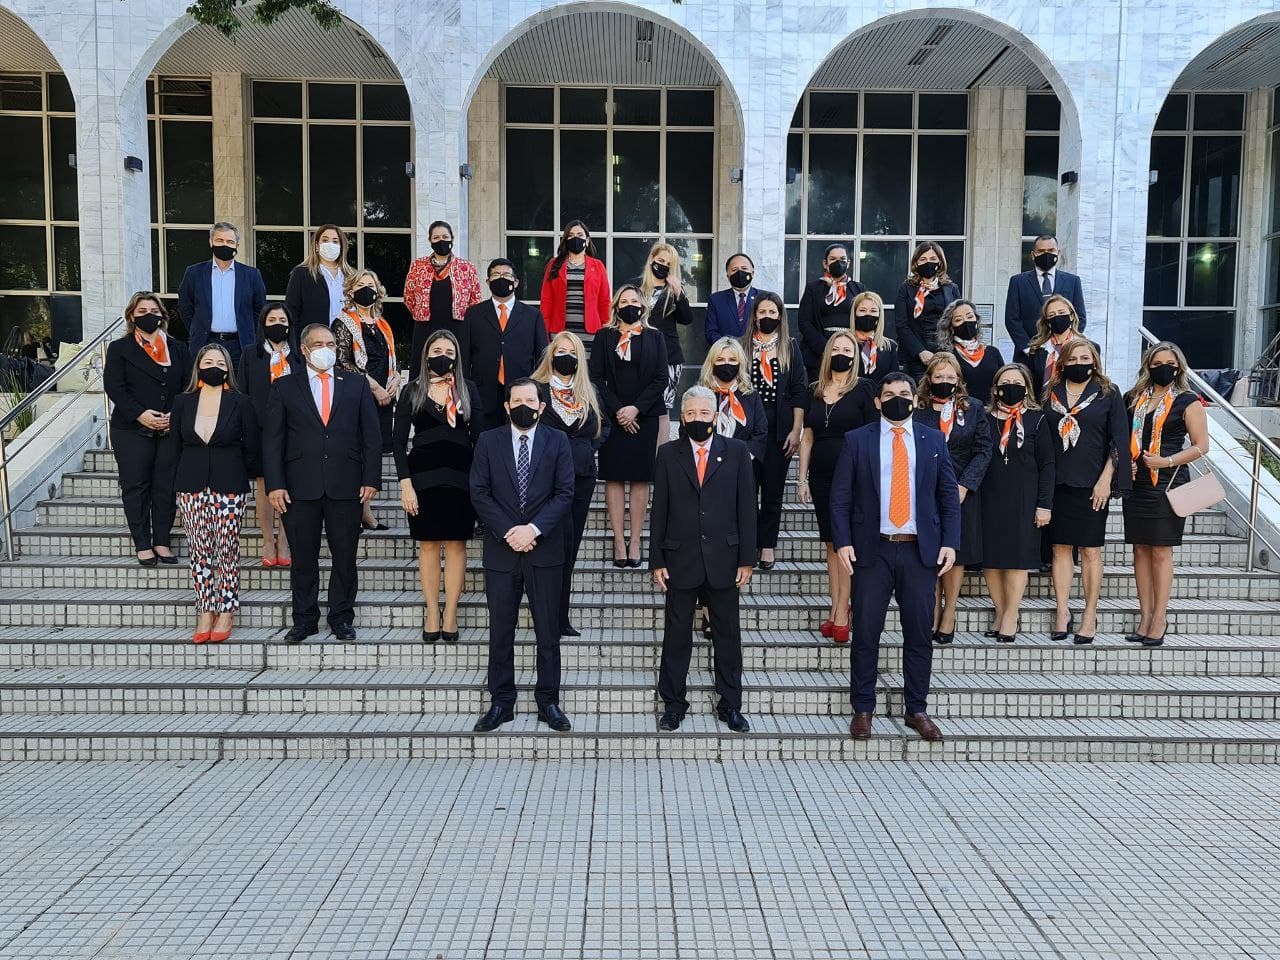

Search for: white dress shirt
xmin=879 ymin=416 xmax=917 ymax=535
xmin=511 ymin=422 xmax=540 ymax=535
xmin=321 ymin=265 xmax=345 ymax=324
xmin=689 ymin=435 xmax=713 ymax=473
xmin=492 ymin=295 xmax=516 ymax=316
xmin=306 ymin=365 xmax=333 ymax=419
xmin=210 ymin=260 xmax=237 ymax=333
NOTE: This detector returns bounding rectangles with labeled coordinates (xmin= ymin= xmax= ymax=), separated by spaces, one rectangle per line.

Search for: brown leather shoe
xmin=849 ymin=712 xmax=873 ymax=739
xmin=904 ymin=713 xmax=943 ymax=742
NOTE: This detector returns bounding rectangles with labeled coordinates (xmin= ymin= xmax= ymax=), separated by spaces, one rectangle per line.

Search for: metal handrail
xmin=0 ymin=316 xmax=124 ymax=561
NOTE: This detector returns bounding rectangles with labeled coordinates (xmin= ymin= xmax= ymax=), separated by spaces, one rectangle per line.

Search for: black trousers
xmin=559 ymin=472 xmax=595 ymax=630
xmin=206 ymin=334 xmax=244 ymax=370
xmin=850 ymin=540 xmax=935 ymax=715
xmin=111 ymin=426 xmax=179 ymax=551
xmin=753 ymin=437 xmax=791 ymax=550
xmin=485 ymin=559 xmax=563 ymax=708
xmin=657 ymin=581 xmax=743 ymax=715
xmin=281 ymin=496 xmax=362 ymax=630
xmin=408 ymin=322 xmax=429 ymax=382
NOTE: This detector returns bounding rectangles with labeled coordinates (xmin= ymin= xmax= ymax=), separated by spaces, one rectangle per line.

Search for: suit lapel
xmin=295 ymin=368 xmax=326 ymax=429
xmin=701 ymin=435 xmax=725 ymax=488
xmin=869 ymin=427 xmax=883 ymax=501
xmin=503 ymin=429 xmax=519 ymax=494
xmin=914 ymin=423 xmax=932 ymax=488
xmin=124 ymin=338 xmax=167 ymax=383
xmin=486 ymin=301 xmax=504 ymax=337
xmin=677 ymin=439 xmax=700 ymax=492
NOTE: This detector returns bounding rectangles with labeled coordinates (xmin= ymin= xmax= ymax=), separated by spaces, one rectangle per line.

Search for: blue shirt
xmin=210 ymin=260 xmax=237 ymax=333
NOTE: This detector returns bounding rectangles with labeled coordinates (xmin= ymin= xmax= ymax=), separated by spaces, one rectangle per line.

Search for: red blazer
xmin=403 ymin=256 xmax=482 ymax=324
xmin=540 ymin=256 xmax=611 ymax=334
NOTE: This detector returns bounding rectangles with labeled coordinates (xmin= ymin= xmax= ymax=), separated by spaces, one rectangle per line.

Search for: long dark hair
xmin=548 ymin=220 xmax=597 ymax=280
xmin=409 ymin=329 xmax=472 ymax=421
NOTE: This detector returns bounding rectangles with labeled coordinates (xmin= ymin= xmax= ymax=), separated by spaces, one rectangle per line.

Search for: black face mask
xmin=352 ymin=287 xmax=378 ymax=308
xmin=929 ymin=381 xmax=957 ymax=399
xmin=1033 ymin=251 xmax=1058 ymax=272
xmin=426 ymin=355 xmax=456 ymax=377
xmin=133 ymin=313 xmax=162 ymax=335
xmin=565 ymin=236 xmax=588 ymax=254
xmin=829 ymin=354 xmax=855 ymax=374
xmin=489 ymin=277 xmax=516 ymax=299
xmin=853 ymin=313 xmax=879 ymax=333
xmin=199 ymin=367 xmax=227 ymax=387
xmin=681 ymin=419 xmax=714 ymax=443
xmin=996 ymin=383 xmax=1027 ymax=406
xmin=826 ymin=259 xmax=848 ymax=278
xmin=431 ymin=239 xmax=453 ymax=257
xmin=1047 ymin=314 xmax=1073 ymax=336
xmin=508 ymin=404 xmax=539 ymax=430
xmin=879 ymin=395 xmax=914 ymax=423
xmin=650 ymin=262 xmax=670 ymax=280
xmin=713 ymin=363 xmax=740 ymax=383
xmin=916 ymin=261 xmax=940 ymax=279
xmin=551 ymin=354 xmax=578 ymax=376
xmin=265 ymin=324 xmax=290 ymax=344
xmin=1063 ymin=363 xmax=1094 ymax=384
xmin=756 ymin=316 xmax=780 ymax=335
xmin=211 ymin=244 xmax=236 ymax=262
xmin=729 ymin=269 xmax=752 ymax=290
xmin=1150 ymin=365 xmax=1178 ymax=387
xmin=617 ymin=305 xmax=644 ymax=326
xmin=953 ymin=321 xmax=978 ymax=341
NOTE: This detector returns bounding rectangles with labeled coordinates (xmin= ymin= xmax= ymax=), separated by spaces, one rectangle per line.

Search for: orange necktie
xmin=889 ymin=427 xmax=910 ymax=527
xmin=498 ymin=302 xmax=508 ymax=384
xmin=696 ymin=446 xmax=708 ymax=486
xmin=317 ymin=372 xmax=331 ymax=425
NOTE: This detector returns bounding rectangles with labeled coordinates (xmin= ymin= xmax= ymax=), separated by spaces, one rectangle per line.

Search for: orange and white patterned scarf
xmin=998 ymin=404 xmax=1026 ymax=457
xmin=1130 ymin=388 xmax=1175 ymax=486
xmin=136 ymin=330 xmax=170 ymax=366
xmin=715 ymin=387 xmax=747 ymax=437
xmin=751 ymin=333 xmax=777 ymax=387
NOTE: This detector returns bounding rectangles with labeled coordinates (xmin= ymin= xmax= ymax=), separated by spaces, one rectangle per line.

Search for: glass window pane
xmin=146 ymin=79 xmax=155 ymax=116
xmin=857 ymin=240 xmax=908 ymax=305
xmin=505 ymin=87 xmax=553 ymax=124
xmin=806 ymin=134 xmax=856 ymax=235
xmin=161 ymin=120 xmax=213 ymax=223
xmin=1025 ymin=94 xmax=1061 ymax=132
xmin=1147 ymin=136 xmax=1185 ymax=237
xmin=560 ymin=88 xmax=606 ymax=124
xmin=165 ymin=230 xmax=214 ymax=307
xmin=159 ymin=78 xmax=211 ymax=117
xmin=362 ymin=84 xmax=410 ymax=121
xmin=47 ymin=74 xmax=74 ymax=113
xmin=666 ymin=237 xmax=712 ymax=304
xmin=916 ymin=135 xmax=966 ymax=236
xmin=148 ymin=121 xmax=159 ymax=223
xmin=0 ymin=116 xmax=45 ymax=219
xmin=309 ymin=125 xmax=357 ymax=227
xmin=667 ymin=89 xmax=714 ymax=126
xmin=308 ymin=82 xmax=356 ymax=120
xmin=253 ymin=231 xmax=302 ymax=297
xmin=253 ymin=123 xmax=303 ymax=226
xmin=1187 ymin=136 xmax=1241 ymax=237
xmin=559 ymin=130 xmax=606 ymax=230
xmin=785 ymin=133 xmax=803 ymax=235
xmin=380 ymin=301 xmax=412 ymax=359
xmin=861 ymin=135 xmax=911 ymax=235
xmin=809 ymin=92 xmax=858 ymax=128
xmin=1268 ymin=238 xmax=1280 ymax=307
xmin=790 ymin=100 xmax=803 ymax=130
xmin=0 ymin=226 xmax=49 ymax=289
xmin=613 ymin=237 xmax=659 ymax=288
xmin=614 ymin=89 xmax=660 ymax=125
xmin=1184 ymin=241 xmax=1236 ymax=307
xmin=1143 ymin=242 xmax=1180 ymax=306
xmin=919 ymin=93 xmax=967 ymax=129
xmin=363 ymin=233 xmax=411 ymax=299
xmin=151 ymin=229 xmax=161 ymax=291
xmin=252 ymin=81 xmax=302 ymax=118
xmin=505 ymin=236 xmax=553 ymax=303
xmin=0 ymin=296 xmax=49 ymax=352
xmin=1155 ymin=94 xmax=1188 ymax=132
xmin=805 ymin=239 xmax=854 ymax=286
xmin=53 ymin=226 xmax=79 ymax=292
xmin=1194 ymin=94 xmax=1244 ymax=131
xmin=49 ymin=117 xmax=78 ymax=221
xmin=1023 ymin=135 xmax=1059 ymax=237
xmin=362 ymin=126 xmax=411 ymax=227
xmin=864 ymin=92 xmax=911 ymax=129
xmin=0 ymin=76 xmax=41 ymax=111
xmin=784 ymin=238 xmax=801 ymax=305
xmin=665 ymin=131 xmax=713 ymax=233
xmin=1272 ymin=131 xmax=1280 ymax=233
xmin=612 ymin=131 xmax=660 ymax=232
xmin=1019 ymin=239 xmax=1036 ymax=275
xmin=1142 ymin=309 xmax=1233 ymax=368
xmin=504 ymin=129 xmax=554 ymax=231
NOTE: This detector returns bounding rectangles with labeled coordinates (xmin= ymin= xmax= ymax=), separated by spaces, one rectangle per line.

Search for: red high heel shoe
xmin=832 ymin=623 xmax=850 ymax=644
xmin=819 ymin=620 xmax=835 ymax=638
xmin=192 ymin=630 xmax=211 ymax=644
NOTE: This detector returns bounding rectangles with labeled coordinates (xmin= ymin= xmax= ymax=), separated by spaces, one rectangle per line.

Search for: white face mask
xmin=318 ymin=241 xmax=342 ymax=263
xmin=308 ymin=346 xmax=336 ymax=372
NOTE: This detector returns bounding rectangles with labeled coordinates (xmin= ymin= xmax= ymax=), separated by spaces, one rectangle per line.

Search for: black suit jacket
xmin=589 ymin=327 xmax=669 ymax=419
xmin=262 ymin=367 xmax=382 ymax=500
xmin=460 ymin=299 xmax=549 ymax=416
xmin=650 ymin=435 xmax=757 ymax=591
xmin=285 ymin=264 xmax=342 ymax=340
xmin=171 ymin=389 xmax=260 ymax=493
xmin=104 ymin=335 xmax=192 ymax=431
xmin=237 ymin=345 xmax=305 ymax=424
xmin=756 ymin=337 xmax=809 ymax=441
xmin=1004 ymin=269 xmax=1087 ymax=353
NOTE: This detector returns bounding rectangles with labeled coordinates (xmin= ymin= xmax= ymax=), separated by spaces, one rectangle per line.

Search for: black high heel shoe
xmin=1050 ymin=613 xmax=1075 ymax=643
xmin=421 ymin=630 xmax=441 ymax=644
xmin=996 ymin=634 xmax=1016 ymax=644
xmin=1124 ymin=632 xmax=1145 ymax=643
xmin=626 ymin=557 xmax=642 ymax=569
xmin=701 ymin=616 xmax=713 ymax=639
xmin=934 ymin=631 xmax=954 ymax=645
xmin=1072 ymin=633 xmax=1095 ymax=645
xmin=441 ymin=630 xmax=459 ymax=644
xmin=1141 ymin=629 xmax=1167 ymax=647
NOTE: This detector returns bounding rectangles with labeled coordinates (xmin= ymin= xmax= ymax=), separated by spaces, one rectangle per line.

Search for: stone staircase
xmin=1 ymin=448 xmax=1279 ymax=762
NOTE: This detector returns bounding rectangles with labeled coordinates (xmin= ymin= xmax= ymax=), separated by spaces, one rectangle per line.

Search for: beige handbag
xmin=1165 ymin=453 xmax=1225 ymax=518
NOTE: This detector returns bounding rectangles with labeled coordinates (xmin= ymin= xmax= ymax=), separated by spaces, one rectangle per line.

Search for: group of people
xmin=102 ymin=222 xmax=1210 ymax=739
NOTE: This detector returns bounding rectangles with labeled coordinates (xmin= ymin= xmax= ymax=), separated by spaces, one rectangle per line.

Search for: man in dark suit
xmin=460 ymin=259 xmax=549 ymax=431
xmin=831 ymin=372 xmax=960 ymax=742
xmin=650 ymin=386 xmax=756 ymax=733
xmin=264 ymin=323 xmax=381 ymax=643
xmin=704 ymin=252 xmax=758 ymax=344
xmin=1004 ymin=233 xmax=1087 ymax=354
xmin=469 ymin=378 xmax=576 ymax=732
xmin=178 ymin=222 xmax=267 ymax=366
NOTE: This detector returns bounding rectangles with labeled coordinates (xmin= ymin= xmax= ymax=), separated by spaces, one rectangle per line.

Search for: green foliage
xmin=0 ymin=370 xmax=34 ymax=436
xmin=186 ymin=0 xmax=343 ymax=38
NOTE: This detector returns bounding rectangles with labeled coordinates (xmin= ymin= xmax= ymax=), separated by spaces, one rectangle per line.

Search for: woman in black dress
xmin=849 ymin=291 xmax=900 ymax=386
xmin=634 ymin=242 xmax=695 ymax=438
xmin=532 ymin=331 xmax=604 ymax=637
xmin=394 ymin=330 xmax=482 ymax=643
xmin=237 ymin=303 xmax=302 ymax=565
xmin=915 ymin=354 xmax=992 ymax=645
xmin=1123 ymin=341 xmax=1210 ymax=647
xmin=589 ymin=285 xmax=668 ymax=567
xmin=1043 ymin=338 xmax=1131 ymax=645
xmin=893 ymin=241 xmax=961 ymax=381
xmin=1017 ymin=295 xmax=1089 ymax=398
xmin=935 ymin=299 xmax=1004 ymax=405
xmin=797 ymin=243 xmax=865 ymax=378
xmin=980 ymin=364 xmax=1055 ymax=642
xmin=797 ymin=331 xmax=877 ymax=644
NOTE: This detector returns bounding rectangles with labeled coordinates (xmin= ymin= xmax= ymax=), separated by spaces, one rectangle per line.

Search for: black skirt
xmin=1048 ymin=484 xmax=1109 ymax=547
xmin=404 ymin=444 xmax=476 ymax=542
xmin=597 ymin=415 xmax=659 ymax=482
xmin=1123 ymin=481 xmax=1186 ymax=547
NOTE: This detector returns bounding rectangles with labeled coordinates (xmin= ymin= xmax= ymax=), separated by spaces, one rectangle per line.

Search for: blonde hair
xmin=986 ymin=362 xmax=1041 ymax=413
xmin=1043 ymin=336 xmax=1114 ymax=401
xmin=122 ymin=292 xmax=169 ymax=335
xmin=849 ymin=290 xmax=893 ymax=350
xmin=343 ymin=269 xmax=386 ymax=317
xmin=606 ymin=285 xmax=652 ymax=329
xmin=1027 ymin=295 xmax=1080 ymax=352
xmin=915 ymin=352 xmax=970 ymax=412
xmin=699 ymin=337 xmax=755 ymax=395
xmin=532 ymin=331 xmax=603 ymax=438
xmin=303 ymin=224 xmax=355 ymax=282
xmin=184 ymin=343 xmax=238 ymax=393
xmin=1126 ymin=340 xmax=1192 ymax=403
xmin=640 ymin=241 xmax=681 ymax=307
xmin=814 ymin=331 xmax=860 ymax=399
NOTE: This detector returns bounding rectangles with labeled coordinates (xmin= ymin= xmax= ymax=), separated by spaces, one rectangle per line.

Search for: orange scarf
xmin=549 ymin=375 xmax=584 ymax=425
xmin=1042 ymin=334 xmax=1070 ymax=383
xmin=715 ymin=387 xmax=747 ymax=437
xmin=616 ymin=325 xmax=638 ymax=361
xmin=856 ymin=334 xmax=878 ymax=374
xmin=934 ymin=399 xmax=956 ymax=440
xmin=913 ymin=284 xmax=927 ymax=319
xmin=340 ymin=310 xmax=397 ymax=379
xmin=752 ymin=333 xmax=777 ymax=387
xmin=954 ymin=338 xmax=986 ymax=366
xmin=998 ymin=404 xmax=1025 ymax=458
xmin=1050 ymin=388 xmax=1100 ymax=450
xmin=1130 ymin=388 xmax=1175 ymax=486
xmin=432 ymin=257 xmax=452 ymax=282
xmin=136 ymin=330 xmax=170 ymax=366
xmin=267 ymin=342 xmax=292 ymax=383
xmin=430 ymin=373 xmax=460 ymax=428
xmin=823 ymin=274 xmax=847 ymax=307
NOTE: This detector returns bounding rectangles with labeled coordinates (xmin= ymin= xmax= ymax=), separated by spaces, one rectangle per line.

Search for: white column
xmin=210 ymin=73 xmax=248 ymax=236
xmin=1237 ymin=87 xmax=1271 ymax=368
xmin=465 ymin=77 xmax=502 ymax=270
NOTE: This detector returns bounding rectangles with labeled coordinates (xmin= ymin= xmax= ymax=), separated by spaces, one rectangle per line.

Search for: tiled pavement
xmin=0 ymin=758 xmax=1277 ymax=959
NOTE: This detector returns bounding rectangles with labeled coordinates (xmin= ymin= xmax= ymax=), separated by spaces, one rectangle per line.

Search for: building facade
xmin=2 ymin=0 xmax=1279 ymax=384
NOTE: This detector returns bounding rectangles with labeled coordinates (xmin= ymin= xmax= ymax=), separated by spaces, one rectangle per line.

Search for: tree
xmin=186 ymin=0 xmax=343 ymax=38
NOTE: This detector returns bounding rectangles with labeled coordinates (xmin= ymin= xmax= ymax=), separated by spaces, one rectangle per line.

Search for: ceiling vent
xmin=636 ymin=20 xmax=655 ymax=64
xmin=923 ymin=24 xmax=952 ymax=47
xmin=1206 ymin=24 xmax=1280 ymax=71
xmin=359 ymin=35 xmax=386 ymax=60
xmin=907 ymin=48 xmax=933 ymax=67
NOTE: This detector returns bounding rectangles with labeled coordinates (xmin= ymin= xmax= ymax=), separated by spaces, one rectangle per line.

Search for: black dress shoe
xmin=1123 ymin=632 xmax=1144 ymax=643
xmin=331 ymin=623 xmax=357 ymax=642
xmin=1141 ymin=630 xmax=1167 ymax=647
xmin=362 ymin=520 xmax=390 ymax=531
xmin=1072 ymin=634 xmax=1095 ymax=645
xmin=1050 ymin=613 xmax=1075 ymax=643
xmin=626 ymin=558 xmax=642 ymax=568
xmin=756 ymin=559 xmax=775 ymax=571
xmin=137 ymin=554 xmax=159 ymax=567
xmin=982 ymin=629 xmax=1000 ymax=638
xmin=701 ymin=616 xmax=713 ymax=639
xmin=657 ymin=710 xmax=683 ymax=732
xmin=421 ymin=630 xmax=441 ymax=644
xmin=934 ymin=631 xmax=954 ymax=645
xmin=155 ymin=552 xmax=178 ymax=565
xmin=612 ymin=559 xmax=628 ymax=568
xmin=996 ymin=633 xmax=1016 ymax=643
xmin=474 ymin=704 xmax=514 ymax=732
xmin=716 ymin=705 xmax=750 ymax=733
xmin=561 ymin=625 xmax=581 ymax=638
xmin=441 ymin=630 xmax=459 ymax=644
xmin=537 ymin=704 xmax=572 ymax=732
xmin=284 ymin=625 xmax=318 ymax=644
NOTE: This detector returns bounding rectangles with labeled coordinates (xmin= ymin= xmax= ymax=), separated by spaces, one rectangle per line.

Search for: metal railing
xmin=0 ymin=317 xmax=124 ymax=561
xmin=1140 ymin=326 xmax=1280 ymax=572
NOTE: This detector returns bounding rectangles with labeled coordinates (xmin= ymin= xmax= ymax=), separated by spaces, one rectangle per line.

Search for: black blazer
xmin=917 ymin=403 xmax=993 ymax=493
xmin=1004 ymin=269 xmax=1087 ymax=354
xmin=104 ymin=335 xmax=192 ymax=432
xmin=459 ymin=299 xmax=549 ymax=417
xmin=589 ymin=327 xmax=669 ymax=420
xmin=631 ymin=278 xmax=694 ymax=366
xmin=753 ymin=338 xmax=809 ymax=442
xmin=855 ymin=339 xmax=901 ymax=385
xmin=262 ymin=367 xmax=382 ymax=500
xmin=1016 ymin=338 xmax=1101 ymax=398
xmin=1043 ymin=380 xmax=1132 ymax=493
xmin=237 ymin=344 xmax=305 ymax=425
xmin=285 ymin=264 xmax=343 ymax=338
xmin=797 ymin=277 xmax=865 ymax=374
xmin=713 ymin=387 xmax=769 ymax=462
xmin=650 ymin=435 xmax=757 ymax=590
xmin=171 ymin=389 xmax=260 ymax=494
xmin=893 ymin=281 xmax=962 ymax=362
xmin=469 ymin=425 xmax=576 ymax=571
xmin=391 ymin=380 xmax=484 ymax=482
xmin=538 ymin=386 xmax=605 ymax=478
